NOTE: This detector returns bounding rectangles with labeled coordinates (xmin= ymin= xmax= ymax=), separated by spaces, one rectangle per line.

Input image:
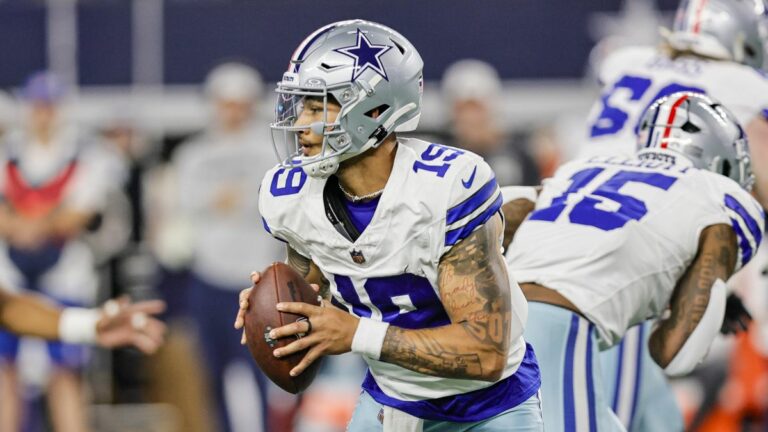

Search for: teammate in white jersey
xmin=503 ymin=92 xmax=763 ymax=432
xmin=580 ymin=2 xmax=768 ymax=429
xmin=582 ymin=0 xmax=768 ymax=208
xmin=234 ymin=20 xmax=543 ymax=431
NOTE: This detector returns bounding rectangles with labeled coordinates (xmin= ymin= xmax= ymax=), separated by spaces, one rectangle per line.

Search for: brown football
xmin=243 ymin=262 xmax=323 ymax=394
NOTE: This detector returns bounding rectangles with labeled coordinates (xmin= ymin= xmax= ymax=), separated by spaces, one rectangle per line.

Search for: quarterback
xmin=503 ymin=92 xmax=763 ymax=431
xmin=235 ymin=20 xmax=543 ymax=431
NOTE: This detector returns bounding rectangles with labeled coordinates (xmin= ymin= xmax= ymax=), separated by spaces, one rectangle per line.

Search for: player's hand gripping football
xmin=95 ymin=297 xmax=167 ymax=354
xmin=234 ymin=271 xmax=360 ymax=377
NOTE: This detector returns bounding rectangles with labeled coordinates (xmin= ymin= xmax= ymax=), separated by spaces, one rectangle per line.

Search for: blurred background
xmin=0 ymin=0 xmax=764 ymax=431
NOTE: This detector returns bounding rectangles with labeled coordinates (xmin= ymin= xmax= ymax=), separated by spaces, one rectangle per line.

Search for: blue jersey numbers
xmin=589 ymin=74 xmax=704 ymax=138
xmin=269 ymin=166 xmax=307 ymax=196
xmin=331 ymin=274 xmax=451 ymax=329
xmin=530 ymin=168 xmax=678 ymax=231
xmin=413 ymin=143 xmax=464 ymax=178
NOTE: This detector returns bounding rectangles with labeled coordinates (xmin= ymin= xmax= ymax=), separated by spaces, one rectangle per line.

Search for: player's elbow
xmin=487 ymin=356 xmax=506 ymax=382
xmin=477 ymin=348 xmax=507 ymax=382
xmin=648 ymin=338 xmax=674 ymax=370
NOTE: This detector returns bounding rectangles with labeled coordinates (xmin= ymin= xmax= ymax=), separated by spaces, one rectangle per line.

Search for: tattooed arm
xmin=286 ymin=245 xmax=330 ymax=300
xmin=379 ymin=214 xmax=512 ymax=382
xmin=648 ymin=224 xmax=737 ymax=368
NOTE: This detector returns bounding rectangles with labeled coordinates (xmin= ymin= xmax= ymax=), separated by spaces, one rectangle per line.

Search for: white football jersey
xmin=259 ymin=138 xmax=539 ymax=421
xmin=581 ymin=46 xmax=768 ymax=158
xmin=506 ymin=156 xmax=764 ymax=349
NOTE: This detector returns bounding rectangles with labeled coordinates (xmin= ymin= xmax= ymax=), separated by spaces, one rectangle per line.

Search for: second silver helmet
xmin=667 ymin=0 xmax=767 ymax=69
xmin=637 ymin=92 xmax=754 ymax=190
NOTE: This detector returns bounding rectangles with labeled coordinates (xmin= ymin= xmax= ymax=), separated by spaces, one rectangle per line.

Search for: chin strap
xmin=663 ymin=278 xmax=728 ymax=376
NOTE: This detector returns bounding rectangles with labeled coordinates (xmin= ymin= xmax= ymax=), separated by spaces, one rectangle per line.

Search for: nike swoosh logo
xmin=461 ymin=166 xmax=477 ymax=189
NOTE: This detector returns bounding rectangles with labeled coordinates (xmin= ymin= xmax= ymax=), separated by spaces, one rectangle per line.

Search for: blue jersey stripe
xmin=563 ymin=314 xmax=579 ymax=432
xmin=261 ymin=217 xmax=272 ymax=234
xmin=362 ymin=343 xmax=541 ymax=422
xmin=725 ymin=194 xmax=763 ymax=246
xmin=444 ymin=193 xmax=502 ymax=246
xmin=446 ymin=177 xmax=499 ymax=226
xmin=586 ymin=322 xmax=597 ymax=432
xmin=729 ymin=217 xmax=753 ymax=264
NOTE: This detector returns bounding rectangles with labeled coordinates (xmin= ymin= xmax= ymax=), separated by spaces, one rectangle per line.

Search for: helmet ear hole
xmin=681 ymin=121 xmax=701 ymax=133
xmin=744 ymin=44 xmax=757 ymax=59
xmin=721 ymin=159 xmax=732 ymax=177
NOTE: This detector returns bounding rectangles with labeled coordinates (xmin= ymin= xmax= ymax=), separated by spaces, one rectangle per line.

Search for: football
xmin=243 ymin=262 xmax=323 ymax=394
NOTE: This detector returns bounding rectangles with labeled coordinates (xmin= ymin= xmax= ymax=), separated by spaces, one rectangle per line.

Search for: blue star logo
xmin=334 ymin=29 xmax=393 ymax=82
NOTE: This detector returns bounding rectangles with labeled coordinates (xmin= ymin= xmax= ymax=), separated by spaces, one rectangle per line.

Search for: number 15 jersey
xmin=506 ymin=156 xmax=764 ymax=349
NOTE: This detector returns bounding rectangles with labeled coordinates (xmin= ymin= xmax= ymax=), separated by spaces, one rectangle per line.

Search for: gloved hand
xmin=720 ymin=293 xmax=752 ymax=334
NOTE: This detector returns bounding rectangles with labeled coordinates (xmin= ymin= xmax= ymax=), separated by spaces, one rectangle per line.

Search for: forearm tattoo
xmin=380 ymin=216 xmax=512 ymax=380
xmin=381 ymin=326 xmax=484 ymax=379
xmin=649 ymin=224 xmax=736 ymax=365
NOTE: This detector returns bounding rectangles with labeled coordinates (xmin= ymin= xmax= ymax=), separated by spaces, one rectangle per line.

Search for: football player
xmin=582 ymin=0 xmax=768 ymax=207
xmin=581 ymin=2 xmax=768 ymax=429
xmin=235 ymin=20 xmax=543 ymax=431
xmin=502 ymin=92 xmax=762 ymax=432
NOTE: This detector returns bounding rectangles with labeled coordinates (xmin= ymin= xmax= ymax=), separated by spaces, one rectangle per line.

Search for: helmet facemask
xmin=270 ymin=83 xmax=353 ymax=178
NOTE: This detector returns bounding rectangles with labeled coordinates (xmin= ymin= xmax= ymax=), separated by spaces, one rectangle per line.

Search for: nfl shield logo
xmin=350 ymin=249 xmax=366 ymax=264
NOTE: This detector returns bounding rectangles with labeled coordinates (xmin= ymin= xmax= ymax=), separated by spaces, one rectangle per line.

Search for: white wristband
xmin=59 ymin=308 xmax=101 ymax=344
xmin=351 ymin=318 xmax=390 ymax=360
xmin=500 ymin=186 xmax=538 ymax=205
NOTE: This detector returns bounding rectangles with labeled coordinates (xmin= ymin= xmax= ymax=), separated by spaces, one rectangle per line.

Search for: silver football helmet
xmin=666 ymin=0 xmax=767 ymax=69
xmin=637 ymin=92 xmax=754 ymax=190
xmin=271 ymin=20 xmax=423 ymax=178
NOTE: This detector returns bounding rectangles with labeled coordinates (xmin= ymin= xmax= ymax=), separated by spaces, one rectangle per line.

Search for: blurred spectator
xmin=0 ymin=92 xmax=17 ymax=142
xmin=441 ymin=59 xmax=539 ymax=186
xmin=142 ymin=154 xmax=216 ymax=432
xmin=167 ymin=62 xmax=284 ymax=432
xmin=0 ymin=71 xmax=112 ymax=431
